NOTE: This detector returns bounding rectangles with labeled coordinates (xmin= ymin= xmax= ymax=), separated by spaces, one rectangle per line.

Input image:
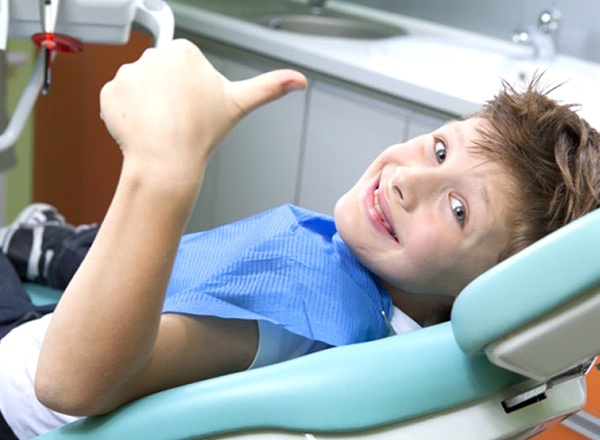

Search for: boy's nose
xmin=391 ymin=166 xmax=441 ymax=209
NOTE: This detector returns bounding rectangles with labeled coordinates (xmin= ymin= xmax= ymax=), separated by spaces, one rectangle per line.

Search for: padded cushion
xmin=38 ymin=323 xmax=523 ymax=439
xmin=24 ymin=282 xmax=63 ymax=306
xmin=452 ymin=208 xmax=600 ymax=355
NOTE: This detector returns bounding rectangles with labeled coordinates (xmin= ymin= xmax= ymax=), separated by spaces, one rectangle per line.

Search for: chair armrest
xmin=38 ymin=323 xmax=523 ymax=439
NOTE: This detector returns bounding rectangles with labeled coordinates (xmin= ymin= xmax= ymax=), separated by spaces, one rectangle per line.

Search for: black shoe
xmin=0 ymin=225 xmax=76 ymax=283
xmin=1 ymin=204 xmax=72 ymax=284
xmin=0 ymin=203 xmax=66 ymax=251
xmin=8 ymin=203 xmax=66 ymax=227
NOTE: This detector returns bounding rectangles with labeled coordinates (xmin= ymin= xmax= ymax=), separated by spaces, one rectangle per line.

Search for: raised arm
xmin=35 ymin=39 xmax=307 ymax=416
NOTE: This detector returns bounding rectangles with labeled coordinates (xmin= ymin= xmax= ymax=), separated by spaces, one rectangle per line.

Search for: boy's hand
xmin=99 ymin=39 xmax=307 ymax=181
xmin=37 ymin=40 xmax=307 ymax=416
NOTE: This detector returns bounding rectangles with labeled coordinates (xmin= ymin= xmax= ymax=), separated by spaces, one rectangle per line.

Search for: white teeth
xmin=374 ymin=187 xmax=396 ymax=239
xmin=374 ymin=188 xmax=381 ymax=212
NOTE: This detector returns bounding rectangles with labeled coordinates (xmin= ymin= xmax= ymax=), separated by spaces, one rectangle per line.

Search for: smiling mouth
xmin=373 ymin=185 xmax=398 ymax=241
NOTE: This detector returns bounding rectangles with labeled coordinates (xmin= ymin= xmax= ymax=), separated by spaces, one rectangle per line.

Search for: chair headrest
xmin=452 ymin=208 xmax=600 ymax=356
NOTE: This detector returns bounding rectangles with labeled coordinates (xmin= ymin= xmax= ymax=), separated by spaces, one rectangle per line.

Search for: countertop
xmin=167 ymin=0 xmax=600 ymax=126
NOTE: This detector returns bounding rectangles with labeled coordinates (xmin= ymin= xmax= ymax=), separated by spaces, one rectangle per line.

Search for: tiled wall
xmin=348 ymin=0 xmax=600 ymax=63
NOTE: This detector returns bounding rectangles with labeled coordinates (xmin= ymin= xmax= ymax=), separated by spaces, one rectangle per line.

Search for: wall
xmin=347 ymin=0 xmax=600 ymax=63
xmin=4 ymin=40 xmax=36 ymax=223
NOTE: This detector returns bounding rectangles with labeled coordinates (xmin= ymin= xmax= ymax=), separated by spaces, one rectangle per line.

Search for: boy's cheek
xmin=334 ymin=190 xmax=360 ymax=232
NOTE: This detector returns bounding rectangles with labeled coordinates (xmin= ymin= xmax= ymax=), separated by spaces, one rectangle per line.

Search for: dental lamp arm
xmin=0 ymin=0 xmax=175 ymax=152
xmin=134 ymin=0 xmax=174 ymax=48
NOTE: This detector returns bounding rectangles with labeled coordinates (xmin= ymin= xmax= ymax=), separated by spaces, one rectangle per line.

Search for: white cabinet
xmin=297 ymin=82 xmax=409 ymax=215
xmin=187 ymin=54 xmax=307 ymax=231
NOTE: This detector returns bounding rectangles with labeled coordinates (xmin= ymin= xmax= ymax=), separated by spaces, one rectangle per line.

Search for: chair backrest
xmin=452 ymin=208 xmax=600 ymax=381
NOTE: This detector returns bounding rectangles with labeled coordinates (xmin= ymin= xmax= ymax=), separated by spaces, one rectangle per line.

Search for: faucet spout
xmin=512 ymin=28 xmax=556 ymax=59
xmin=512 ymin=6 xmax=561 ymax=60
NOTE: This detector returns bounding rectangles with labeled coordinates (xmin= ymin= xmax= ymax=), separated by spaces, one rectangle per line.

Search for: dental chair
xmin=27 ymin=207 xmax=600 ymax=439
xmin=5 ymin=2 xmax=599 ymax=439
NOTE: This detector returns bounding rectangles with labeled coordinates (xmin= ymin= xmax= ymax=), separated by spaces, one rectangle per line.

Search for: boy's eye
xmin=434 ymin=140 xmax=446 ymax=163
xmin=451 ymin=198 xmax=466 ymax=225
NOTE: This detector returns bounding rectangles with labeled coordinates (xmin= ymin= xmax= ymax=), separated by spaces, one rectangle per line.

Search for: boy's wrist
xmin=119 ymin=156 xmax=204 ymax=205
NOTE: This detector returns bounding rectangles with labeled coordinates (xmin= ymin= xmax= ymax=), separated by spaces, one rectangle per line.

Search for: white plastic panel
xmin=0 ymin=0 xmax=173 ymax=150
xmin=486 ymin=286 xmax=600 ymax=381
xmin=8 ymin=0 xmax=136 ymax=44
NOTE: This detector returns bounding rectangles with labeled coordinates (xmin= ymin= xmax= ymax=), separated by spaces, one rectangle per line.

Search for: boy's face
xmin=334 ymin=118 xmax=512 ymax=300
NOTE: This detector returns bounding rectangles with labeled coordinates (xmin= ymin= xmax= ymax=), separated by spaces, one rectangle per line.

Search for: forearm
xmin=36 ymin=161 xmax=203 ymax=414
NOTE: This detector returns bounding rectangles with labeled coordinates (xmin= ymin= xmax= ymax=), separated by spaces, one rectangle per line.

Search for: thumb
xmin=226 ymin=69 xmax=308 ymax=117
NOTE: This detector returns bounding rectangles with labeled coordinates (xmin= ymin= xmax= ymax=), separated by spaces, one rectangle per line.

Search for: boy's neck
xmin=381 ymin=280 xmax=454 ymax=327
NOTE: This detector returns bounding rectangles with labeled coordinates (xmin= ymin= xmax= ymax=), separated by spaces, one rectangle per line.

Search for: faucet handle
xmin=538 ymin=6 xmax=561 ymax=34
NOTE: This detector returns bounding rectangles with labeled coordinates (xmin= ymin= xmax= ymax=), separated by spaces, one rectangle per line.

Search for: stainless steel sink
xmin=173 ymin=0 xmax=407 ymax=40
xmin=254 ymin=14 xmax=406 ymax=39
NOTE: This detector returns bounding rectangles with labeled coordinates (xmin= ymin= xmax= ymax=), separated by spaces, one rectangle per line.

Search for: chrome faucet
xmin=512 ymin=6 xmax=561 ymax=60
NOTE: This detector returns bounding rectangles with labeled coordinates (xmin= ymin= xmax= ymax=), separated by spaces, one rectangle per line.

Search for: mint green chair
xmin=33 ymin=208 xmax=600 ymax=440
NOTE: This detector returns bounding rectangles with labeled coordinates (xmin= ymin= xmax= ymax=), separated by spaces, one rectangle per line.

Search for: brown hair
xmin=472 ymin=75 xmax=600 ymax=261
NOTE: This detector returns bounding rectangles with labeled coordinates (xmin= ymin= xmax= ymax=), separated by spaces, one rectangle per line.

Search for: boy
xmin=0 ymin=39 xmax=598 ymax=439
